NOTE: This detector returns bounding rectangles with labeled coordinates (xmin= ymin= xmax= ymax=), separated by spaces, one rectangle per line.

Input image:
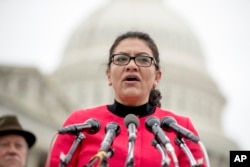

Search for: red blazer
xmin=46 ymin=105 xmax=206 ymax=167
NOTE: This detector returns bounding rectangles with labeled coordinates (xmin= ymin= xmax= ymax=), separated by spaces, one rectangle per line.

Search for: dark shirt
xmin=107 ymin=100 xmax=155 ymax=117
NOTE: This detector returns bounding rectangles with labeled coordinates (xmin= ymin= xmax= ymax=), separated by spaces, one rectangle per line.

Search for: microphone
xmin=99 ymin=122 xmax=121 ymax=152
xmin=145 ymin=117 xmax=171 ymax=147
xmin=58 ymin=119 xmax=100 ymax=134
xmin=124 ymin=114 xmax=139 ymax=167
xmin=160 ymin=117 xmax=200 ymax=143
xmin=85 ymin=122 xmax=120 ymax=167
xmin=146 ymin=117 xmax=179 ymax=167
xmin=124 ymin=114 xmax=139 ymax=142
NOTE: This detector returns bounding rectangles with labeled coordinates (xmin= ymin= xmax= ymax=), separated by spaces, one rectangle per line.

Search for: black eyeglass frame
xmin=111 ymin=54 xmax=157 ymax=67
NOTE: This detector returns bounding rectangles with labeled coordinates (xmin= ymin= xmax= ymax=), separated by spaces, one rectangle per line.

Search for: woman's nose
xmin=125 ymin=58 xmax=138 ymax=71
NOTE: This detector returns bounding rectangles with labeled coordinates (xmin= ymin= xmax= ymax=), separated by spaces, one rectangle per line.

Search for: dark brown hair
xmin=107 ymin=31 xmax=162 ymax=107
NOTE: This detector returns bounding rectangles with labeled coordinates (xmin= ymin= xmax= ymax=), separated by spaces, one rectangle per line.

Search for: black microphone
xmin=124 ymin=114 xmax=139 ymax=167
xmin=99 ymin=122 xmax=121 ymax=152
xmin=145 ymin=117 xmax=173 ymax=149
xmin=160 ymin=117 xmax=200 ymax=143
xmin=58 ymin=119 xmax=100 ymax=134
xmin=146 ymin=117 xmax=179 ymax=166
xmin=124 ymin=114 xmax=139 ymax=142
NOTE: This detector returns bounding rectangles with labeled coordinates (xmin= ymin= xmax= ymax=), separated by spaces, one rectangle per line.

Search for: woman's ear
xmin=106 ymin=69 xmax=112 ymax=86
xmin=155 ymin=70 xmax=162 ymax=83
xmin=153 ymin=70 xmax=161 ymax=88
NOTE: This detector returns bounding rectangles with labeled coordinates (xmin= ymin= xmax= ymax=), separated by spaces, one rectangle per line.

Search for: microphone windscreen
xmin=86 ymin=119 xmax=101 ymax=134
xmin=161 ymin=117 xmax=176 ymax=130
xmin=145 ymin=117 xmax=160 ymax=132
xmin=124 ymin=114 xmax=139 ymax=128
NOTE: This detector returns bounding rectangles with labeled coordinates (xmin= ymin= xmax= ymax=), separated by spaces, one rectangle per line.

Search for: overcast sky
xmin=0 ymin=0 xmax=250 ymax=150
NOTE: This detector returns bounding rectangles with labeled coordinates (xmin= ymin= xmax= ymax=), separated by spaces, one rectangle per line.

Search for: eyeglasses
xmin=111 ymin=54 xmax=156 ymax=67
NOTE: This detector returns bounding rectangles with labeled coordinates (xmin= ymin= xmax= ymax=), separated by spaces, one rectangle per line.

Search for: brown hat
xmin=0 ymin=115 xmax=36 ymax=148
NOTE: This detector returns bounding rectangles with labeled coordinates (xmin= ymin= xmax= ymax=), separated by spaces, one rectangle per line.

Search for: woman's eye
xmin=117 ymin=56 xmax=128 ymax=62
xmin=138 ymin=57 xmax=150 ymax=62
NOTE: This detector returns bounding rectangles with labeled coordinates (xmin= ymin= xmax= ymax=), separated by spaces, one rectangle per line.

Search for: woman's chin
xmin=121 ymin=91 xmax=146 ymax=103
xmin=122 ymin=88 xmax=140 ymax=97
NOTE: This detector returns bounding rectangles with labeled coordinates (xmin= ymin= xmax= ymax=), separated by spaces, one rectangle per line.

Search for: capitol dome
xmin=57 ymin=0 xmax=206 ymax=74
xmin=53 ymin=0 xmax=238 ymax=166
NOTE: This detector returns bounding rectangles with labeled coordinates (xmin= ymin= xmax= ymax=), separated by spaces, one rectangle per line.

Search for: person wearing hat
xmin=0 ymin=115 xmax=36 ymax=167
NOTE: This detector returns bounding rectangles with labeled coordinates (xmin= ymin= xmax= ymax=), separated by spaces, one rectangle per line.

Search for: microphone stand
xmin=125 ymin=141 xmax=135 ymax=167
xmin=59 ymin=132 xmax=86 ymax=167
xmin=175 ymin=136 xmax=200 ymax=167
xmin=152 ymin=138 xmax=170 ymax=167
